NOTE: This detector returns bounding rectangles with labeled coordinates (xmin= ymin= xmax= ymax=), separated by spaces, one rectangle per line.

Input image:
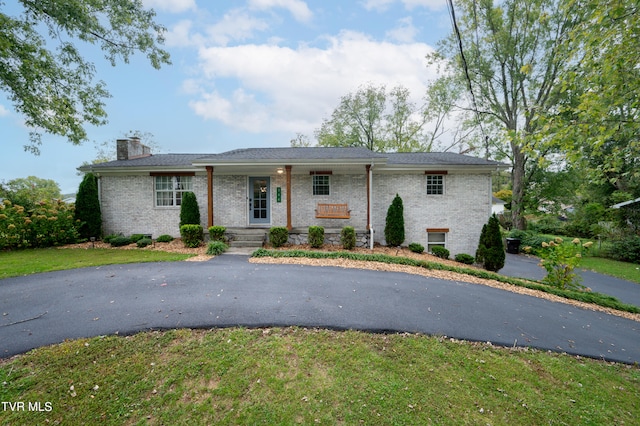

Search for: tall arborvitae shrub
xmin=75 ymin=173 xmax=102 ymax=239
xmin=476 ymin=214 xmax=505 ymax=272
xmin=180 ymin=192 xmax=201 ymax=227
xmin=384 ymin=194 xmax=405 ymax=246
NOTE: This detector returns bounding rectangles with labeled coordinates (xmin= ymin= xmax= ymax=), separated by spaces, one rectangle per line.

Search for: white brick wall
xmin=372 ymin=173 xmax=491 ymax=255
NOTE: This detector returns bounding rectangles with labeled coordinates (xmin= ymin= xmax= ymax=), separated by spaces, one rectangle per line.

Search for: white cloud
xmin=188 ymin=31 xmax=438 ymax=135
xmin=386 ymin=16 xmax=418 ymax=43
xmin=143 ymin=0 xmax=196 ymax=13
xmin=206 ymin=9 xmax=270 ymax=46
xmin=249 ymin=0 xmax=313 ymax=23
xmin=361 ymin=0 xmax=445 ymax=11
xmin=0 ymin=104 xmax=8 ymax=117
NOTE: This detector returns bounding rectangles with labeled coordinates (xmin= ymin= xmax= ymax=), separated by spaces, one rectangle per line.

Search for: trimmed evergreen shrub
xmin=110 ymin=236 xmax=132 ymax=247
xmin=476 ymin=215 xmax=505 ymax=271
xmin=340 ymin=226 xmax=356 ymax=250
xmin=431 ymin=246 xmax=450 ymax=259
xmin=180 ymin=224 xmax=203 ymax=248
xmin=130 ymin=234 xmax=146 ymax=243
xmin=384 ymin=194 xmax=405 ymax=246
xmin=269 ymin=227 xmax=289 ymax=248
xmin=408 ymin=242 xmax=424 ymax=253
xmin=137 ymin=237 xmax=152 ymax=248
xmin=455 ymin=253 xmax=475 ymax=265
xmin=308 ymin=226 xmax=324 ymax=248
xmin=208 ymin=226 xmax=226 ymax=242
xmin=156 ymin=234 xmax=174 ymax=243
xmin=206 ymin=240 xmax=228 ymax=255
xmin=179 ymin=192 xmax=201 ymax=227
xmin=75 ymin=173 xmax=102 ymax=239
xmin=102 ymin=234 xmax=120 ymax=244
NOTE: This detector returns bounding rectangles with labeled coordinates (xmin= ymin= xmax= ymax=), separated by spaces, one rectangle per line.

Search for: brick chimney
xmin=117 ymin=137 xmax=152 ymax=160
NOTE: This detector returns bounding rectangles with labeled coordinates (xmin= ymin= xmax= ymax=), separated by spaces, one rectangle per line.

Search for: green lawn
xmin=580 ymin=256 xmax=640 ymax=284
xmin=1 ymin=327 xmax=638 ymax=425
xmin=0 ymin=248 xmax=192 ymax=279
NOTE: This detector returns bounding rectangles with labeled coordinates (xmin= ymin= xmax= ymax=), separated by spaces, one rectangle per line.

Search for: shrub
xmin=156 ymin=234 xmax=174 ymax=243
xmin=110 ymin=236 xmax=132 ymax=247
xmin=476 ymin=215 xmax=505 ymax=272
xmin=269 ymin=227 xmax=289 ymax=248
xmin=180 ymin=224 xmax=203 ymax=248
xmin=607 ymin=235 xmax=640 ymax=264
xmin=384 ymin=194 xmax=405 ymax=246
xmin=206 ymin=240 xmax=228 ymax=255
xmin=527 ymin=215 xmax=563 ymax=235
xmin=455 ymin=253 xmax=475 ymax=265
xmin=129 ymin=234 xmax=146 ymax=243
xmin=179 ymin=192 xmax=201 ymax=227
xmin=102 ymin=233 xmax=120 ymax=244
xmin=208 ymin=226 xmax=226 ymax=242
xmin=75 ymin=173 xmax=102 ymax=239
xmin=431 ymin=246 xmax=450 ymax=259
xmin=408 ymin=242 xmax=424 ymax=253
xmin=340 ymin=226 xmax=356 ymax=250
xmin=137 ymin=237 xmax=152 ymax=248
xmin=308 ymin=226 xmax=324 ymax=248
xmin=537 ymin=237 xmax=591 ymax=290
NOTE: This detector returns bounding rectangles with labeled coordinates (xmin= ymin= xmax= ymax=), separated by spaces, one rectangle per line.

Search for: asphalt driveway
xmin=1 ymin=255 xmax=639 ymax=364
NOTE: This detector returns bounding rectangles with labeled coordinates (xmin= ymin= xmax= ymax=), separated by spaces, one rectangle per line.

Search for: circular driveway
xmin=1 ymin=255 xmax=638 ymax=363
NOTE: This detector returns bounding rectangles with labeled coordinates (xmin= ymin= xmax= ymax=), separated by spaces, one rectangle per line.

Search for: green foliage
xmin=455 ymin=253 xmax=475 ymax=265
xmin=509 ymin=230 xmax=554 ymax=256
xmin=208 ymin=226 xmax=226 ymax=242
xmin=607 ymin=236 xmax=640 ymax=264
xmin=431 ymin=246 xmax=450 ymax=259
xmin=180 ymin=225 xmax=203 ymax=248
xmin=156 ymin=234 xmax=174 ymax=243
xmin=269 ymin=227 xmax=289 ymax=248
xmin=206 ymin=241 xmax=228 ymax=256
xmin=563 ymin=202 xmax=607 ymax=238
xmin=384 ymin=194 xmax=405 ymax=246
xmin=527 ymin=216 xmax=564 ymax=235
xmin=308 ymin=226 xmax=324 ymax=248
xmin=340 ymin=226 xmax=356 ymax=250
xmin=476 ymin=215 xmax=505 ymax=272
xmin=1 ymin=176 xmax=62 ymax=210
xmin=102 ymin=234 xmax=120 ymax=244
xmin=179 ymin=192 xmax=201 ymax=227
xmin=408 ymin=242 xmax=424 ymax=253
xmin=110 ymin=236 xmax=132 ymax=247
xmin=130 ymin=234 xmax=146 ymax=243
xmin=1 ymin=1 xmax=170 ymax=152
xmin=136 ymin=237 xmax=152 ymax=248
xmin=0 ymin=199 xmax=80 ymax=249
xmin=75 ymin=173 xmax=102 ymax=239
xmin=536 ymin=238 xmax=592 ymax=290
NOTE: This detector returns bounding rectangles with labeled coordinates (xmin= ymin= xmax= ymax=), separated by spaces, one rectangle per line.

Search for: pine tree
xmin=384 ymin=194 xmax=405 ymax=246
xmin=180 ymin=192 xmax=201 ymax=227
xmin=75 ymin=173 xmax=102 ymax=239
xmin=476 ymin=215 xmax=505 ymax=271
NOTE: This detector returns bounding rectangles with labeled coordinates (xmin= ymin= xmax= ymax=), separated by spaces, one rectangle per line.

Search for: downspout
xmin=369 ymin=161 xmax=374 ymax=250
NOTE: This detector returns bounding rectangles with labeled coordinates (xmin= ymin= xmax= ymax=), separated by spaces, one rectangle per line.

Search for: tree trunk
xmin=511 ymin=143 xmax=527 ymax=230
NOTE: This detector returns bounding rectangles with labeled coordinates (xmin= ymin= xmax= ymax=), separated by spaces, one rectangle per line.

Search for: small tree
xmin=180 ymin=192 xmax=200 ymax=227
xmin=384 ymin=194 xmax=405 ymax=246
xmin=75 ymin=173 xmax=102 ymax=239
xmin=476 ymin=215 xmax=505 ymax=272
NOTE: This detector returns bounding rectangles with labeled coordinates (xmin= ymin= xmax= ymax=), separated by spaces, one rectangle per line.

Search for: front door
xmin=248 ymin=177 xmax=270 ymax=225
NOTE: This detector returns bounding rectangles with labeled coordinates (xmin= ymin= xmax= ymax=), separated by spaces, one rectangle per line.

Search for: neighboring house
xmin=79 ymin=138 xmax=507 ymax=255
xmin=491 ymin=196 xmax=506 ymax=216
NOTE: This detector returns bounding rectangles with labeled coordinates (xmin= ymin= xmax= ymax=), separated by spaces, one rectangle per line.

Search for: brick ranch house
xmin=79 ymin=138 xmax=507 ymax=255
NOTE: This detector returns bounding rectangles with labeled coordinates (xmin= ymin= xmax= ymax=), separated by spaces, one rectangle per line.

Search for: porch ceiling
xmin=207 ymin=162 xmax=373 ymax=175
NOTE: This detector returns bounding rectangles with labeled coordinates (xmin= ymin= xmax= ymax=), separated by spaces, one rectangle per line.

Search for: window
xmin=313 ymin=175 xmax=330 ymax=195
xmin=426 ymin=174 xmax=444 ymax=195
xmin=155 ymin=176 xmax=193 ymax=207
xmin=427 ymin=230 xmax=447 ymax=252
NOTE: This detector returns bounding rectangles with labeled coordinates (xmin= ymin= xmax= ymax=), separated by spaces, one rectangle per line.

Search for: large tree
xmin=434 ymin=0 xmax=579 ymax=229
xmin=0 ymin=0 xmax=170 ymax=154
xmin=1 ymin=176 xmax=62 ymax=210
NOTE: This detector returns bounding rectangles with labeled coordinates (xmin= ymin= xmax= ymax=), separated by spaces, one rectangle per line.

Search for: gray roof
xmin=386 ymin=152 xmax=504 ymax=166
xmin=195 ymin=147 xmax=385 ymax=162
xmin=80 ymin=154 xmax=207 ymax=170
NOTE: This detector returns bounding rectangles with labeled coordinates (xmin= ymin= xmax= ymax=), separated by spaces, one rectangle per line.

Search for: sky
xmin=0 ymin=0 xmax=452 ymax=194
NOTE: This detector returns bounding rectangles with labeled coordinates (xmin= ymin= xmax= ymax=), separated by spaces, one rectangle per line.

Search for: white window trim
xmin=426 ymin=230 xmax=448 ymax=252
xmin=154 ymin=175 xmax=193 ymax=208
xmin=312 ymin=174 xmax=330 ymax=196
xmin=426 ymin=174 xmax=445 ymax=195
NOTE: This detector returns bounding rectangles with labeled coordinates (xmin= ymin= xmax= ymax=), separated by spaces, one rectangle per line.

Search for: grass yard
xmin=0 ymin=327 xmax=638 ymax=425
xmin=580 ymin=256 xmax=640 ymax=284
xmin=0 ymin=248 xmax=192 ymax=279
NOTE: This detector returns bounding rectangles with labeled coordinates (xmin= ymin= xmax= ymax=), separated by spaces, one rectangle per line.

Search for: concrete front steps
xmin=224 ymin=228 xmax=267 ymax=249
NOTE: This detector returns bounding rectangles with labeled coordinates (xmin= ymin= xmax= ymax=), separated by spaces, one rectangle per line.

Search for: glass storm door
xmin=249 ymin=177 xmax=270 ymax=225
